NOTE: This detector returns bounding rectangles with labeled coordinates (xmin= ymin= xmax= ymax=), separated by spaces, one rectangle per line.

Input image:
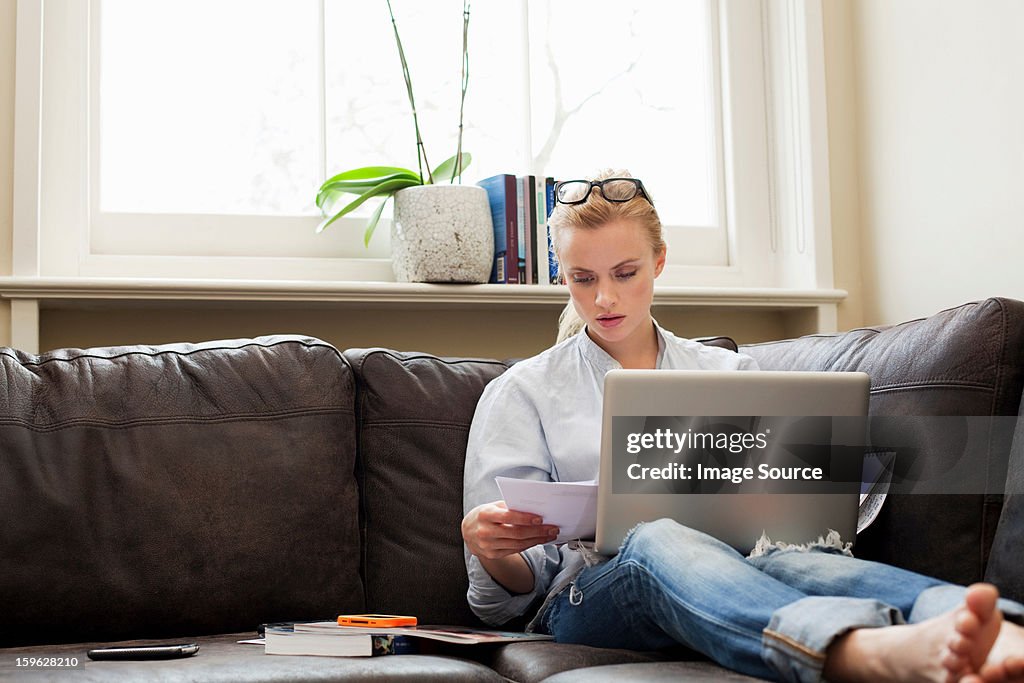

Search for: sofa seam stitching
xmin=360 ymin=419 xmax=469 ymax=428
xmin=0 ymin=337 xmax=337 ymax=367
xmin=349 ymin=355 xmax=372 ymax=612
xmin=354 ymin=348 xmax=510 ymax=371
xmin=982 ymin=298 xmax=1009 ymax=576
xmin=0 ymin=406 xmax=352 ymax=432
xmin=870 ymin=381 xmax=993 ymax=393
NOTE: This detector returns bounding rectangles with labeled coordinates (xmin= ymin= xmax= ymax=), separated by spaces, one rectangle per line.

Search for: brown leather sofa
xmin=2 ymin=297 xmax=1023 ymax=682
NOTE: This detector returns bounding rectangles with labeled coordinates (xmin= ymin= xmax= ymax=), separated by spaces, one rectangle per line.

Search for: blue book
xmin=477 ymin=174 xmax=518 ymax=284
xmin=545 ymin=177 xmax=559 ymax=284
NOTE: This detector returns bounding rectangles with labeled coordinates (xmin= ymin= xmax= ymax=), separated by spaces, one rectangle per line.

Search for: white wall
xmin=852 ymin=0 xmax=1024 ymax=325
xmin=822 ymin=0 xmax=864 ymax=333
xmin=1 ymin=0 xmax=14 ymax=345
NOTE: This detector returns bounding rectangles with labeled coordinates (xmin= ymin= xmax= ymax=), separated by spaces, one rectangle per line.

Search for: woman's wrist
xmin=480 ymin=552 xmax=536 ymax=595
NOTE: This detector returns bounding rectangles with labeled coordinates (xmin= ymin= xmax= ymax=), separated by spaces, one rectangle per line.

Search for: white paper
xmin=495 ymin=476 xmax=598 ymax=544
xmin=857 ymin=492 xmax=887 ymax=534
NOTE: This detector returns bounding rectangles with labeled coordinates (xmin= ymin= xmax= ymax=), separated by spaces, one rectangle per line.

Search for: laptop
xmin=593 ymin=370 xmax=870 ymax=555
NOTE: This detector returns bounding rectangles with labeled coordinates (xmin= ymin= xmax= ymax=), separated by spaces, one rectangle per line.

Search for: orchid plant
xmin=315 ymin=0 xmax=472 ymax=246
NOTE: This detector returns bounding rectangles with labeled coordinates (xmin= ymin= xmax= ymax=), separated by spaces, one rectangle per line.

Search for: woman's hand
xmin=462 ymin=501 xmax=559 ymax=594
xmin=462 ymin=501 xmax=559 ymax=560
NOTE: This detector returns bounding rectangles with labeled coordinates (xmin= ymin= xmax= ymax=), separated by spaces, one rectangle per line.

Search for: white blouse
xmin=463 ymin=323 xmax=759 ymax=626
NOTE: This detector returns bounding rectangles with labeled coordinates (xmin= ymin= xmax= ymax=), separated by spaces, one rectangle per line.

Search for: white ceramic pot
xmin=391 ymin=185 xmax=494 ymax=283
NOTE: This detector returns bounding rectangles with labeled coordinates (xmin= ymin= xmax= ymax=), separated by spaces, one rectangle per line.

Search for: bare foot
xmin=962 ymin=589 xmax=1024 ymax=679
xmin=825 ymin=614 xmax=959 ymax=682
xmin=823 ymin=584 xmax=1016 ymax=683
xmin=945 ymin=584 xmax=1003 ymax=681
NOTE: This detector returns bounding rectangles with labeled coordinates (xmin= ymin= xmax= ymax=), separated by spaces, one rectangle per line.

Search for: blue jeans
xmin=538 ymin=519 xmax=1024 ymax=683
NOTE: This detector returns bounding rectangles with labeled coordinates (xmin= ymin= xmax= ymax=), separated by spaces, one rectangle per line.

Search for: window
xmin=19 ymin=0 xmax=833 ymax=289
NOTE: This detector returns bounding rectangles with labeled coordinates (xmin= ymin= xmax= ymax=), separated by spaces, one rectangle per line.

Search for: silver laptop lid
xmin=594 ymin=370 xmax=870 ymax=555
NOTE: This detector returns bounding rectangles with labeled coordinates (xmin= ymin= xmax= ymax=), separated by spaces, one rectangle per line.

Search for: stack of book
xmin=477 ymin=174 xmax=560 ymax=285
xmin=264 ymin=625 xmax=415 ymax=657
xmin=262 ymin=622 xmax=553 ymax=658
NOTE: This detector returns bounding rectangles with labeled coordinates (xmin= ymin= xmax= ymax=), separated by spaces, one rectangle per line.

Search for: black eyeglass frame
xmin=554 ymin=178 xmax=655 ymax=206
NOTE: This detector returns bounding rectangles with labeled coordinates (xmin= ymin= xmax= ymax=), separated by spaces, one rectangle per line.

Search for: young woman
xmin=461 ymin=171 xmax=1024 ymax=683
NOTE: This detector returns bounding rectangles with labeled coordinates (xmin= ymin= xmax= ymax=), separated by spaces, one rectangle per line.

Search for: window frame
xmin=14 ymin=0 xmax=834 ymax=291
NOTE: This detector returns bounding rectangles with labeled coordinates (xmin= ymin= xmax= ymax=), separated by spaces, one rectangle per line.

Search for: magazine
xmin=293 ymin=621 xmax=553 ymax=645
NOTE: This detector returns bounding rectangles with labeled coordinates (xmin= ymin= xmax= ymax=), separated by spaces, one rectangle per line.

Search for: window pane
xmin=528 ymin=0 xmax=718 ymax=228
xmin=323 ymin=1 xmax=526 ymax=196
xmin=99 ymin=0 xmax=320 ymax=214
xmin=98 ymin=0 xmax=718 ymax=233
xmin=324 ymin=0 xmax=718 ymax=231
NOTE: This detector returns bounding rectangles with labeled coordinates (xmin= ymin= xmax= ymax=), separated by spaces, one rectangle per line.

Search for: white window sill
xmin=0 ymin=277 xmax=846 ymax=354
xmin=0 ymin=276 xmax=845 ymax=307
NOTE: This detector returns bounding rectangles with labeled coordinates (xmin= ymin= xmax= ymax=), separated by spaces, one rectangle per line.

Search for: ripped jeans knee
xmin=747 ymin=529 xmax=854 ymax=560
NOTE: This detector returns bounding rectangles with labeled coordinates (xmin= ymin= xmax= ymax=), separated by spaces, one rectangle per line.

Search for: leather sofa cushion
xmin=344 ymin=349 xmax=510 ymax=627
xmin=481 ymin=641 xmax=679 ymax=683
xmin=0 ymin=633 xmax=506 ymax=682
xmin=542 ymin=660 xmax=765 ymax=682
xmin=0 ymin=337 xmax=364 ymax=646
xmin=741 ymin=298 xmax=1024 ymax=587
xmin=986 ymin=400 xmax=1024 ymax=602
xmin=693 ymin=335 xmax=739 ymax=353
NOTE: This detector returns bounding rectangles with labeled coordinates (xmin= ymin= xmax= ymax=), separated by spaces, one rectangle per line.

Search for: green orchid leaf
xmin=322 ymin=166 xmax=420 ymax=184
xmin=316 ymin=172 xmax=423 ymax=209
xmin=315 ymin=178 xmax=418 ymax=234
xmin=363 ymin=199 xmax=388 ymax=247
xmin=316 ymin=187 xmax=348 ymax=214
xmin=430 ymin=153 xmax=473 ymax=184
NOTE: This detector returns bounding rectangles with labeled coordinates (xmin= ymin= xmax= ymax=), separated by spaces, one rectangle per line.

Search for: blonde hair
xmin=551 ymin=169 xmax=665 ymax=343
